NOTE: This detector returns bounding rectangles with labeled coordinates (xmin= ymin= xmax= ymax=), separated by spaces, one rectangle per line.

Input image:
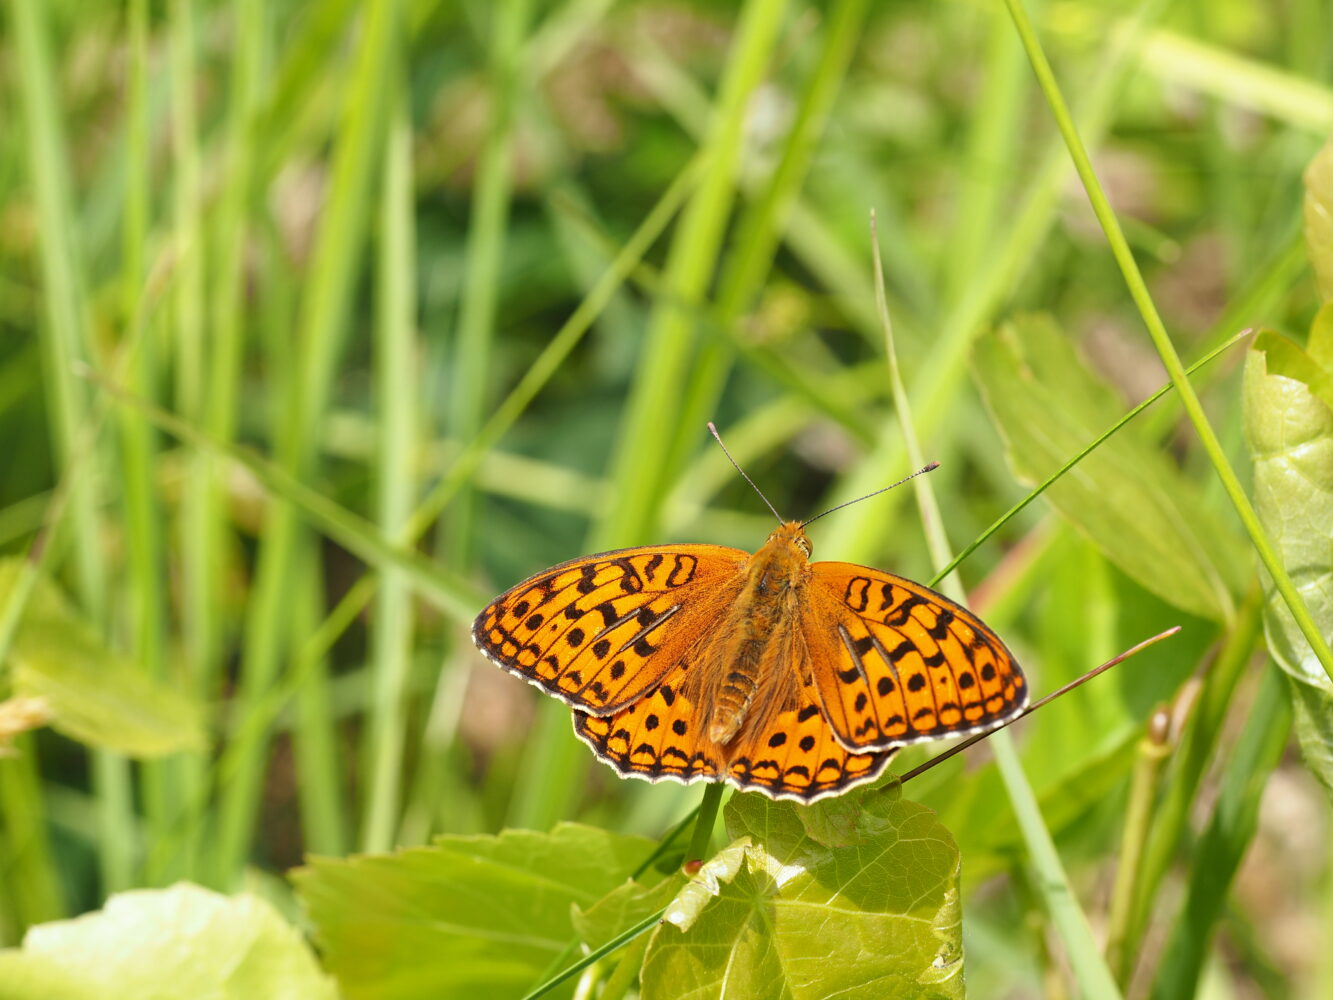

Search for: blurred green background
xmin=1 ymin=0 xmax=1331 ymax=996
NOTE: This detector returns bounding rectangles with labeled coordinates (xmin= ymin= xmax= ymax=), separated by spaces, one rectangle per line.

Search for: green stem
xmin=445 ymin=0 xmax=532 ymax=569
xmin=1105 ymin=709 xmax=1172 ymax=985
xmin=992 ymin=737 xmax=1124 ymax=1000
xmin=685 ymin=784 xmax=726 ymax=864
xmin=363 ymin=65 xmax=417 ymax=852
xmin=1128 ymin=583 xmax=1264 ymax=959
xmin=593 ymin=0 xmax=789 ymax=551
xmin=521 ymin=909 xmax=665 ymax=1000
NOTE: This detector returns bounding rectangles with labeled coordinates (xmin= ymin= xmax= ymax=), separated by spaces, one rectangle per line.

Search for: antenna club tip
xmin=925 ymin=461 xmax=940 ymax=472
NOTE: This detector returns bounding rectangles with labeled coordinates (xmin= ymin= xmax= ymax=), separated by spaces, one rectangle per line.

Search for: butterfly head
xmin=766 ymin=520 xmax=813 ymax=560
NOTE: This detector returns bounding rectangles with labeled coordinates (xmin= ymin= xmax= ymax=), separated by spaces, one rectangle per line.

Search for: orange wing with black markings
xmin=472 ymin=544 xmax=746 ymax=714
xmin=573 ymin=660 xmax=895 ymax=803
xmin=805 ymin=563 xmax=1027 ymax=752
xmin=473 ymin=518 xmax=1027 ymax=804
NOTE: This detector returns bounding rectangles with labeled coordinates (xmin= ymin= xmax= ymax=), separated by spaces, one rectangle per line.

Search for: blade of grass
xmin=946 ymin=0 xmax=1035 ymax=304
xmin=873 ymin=220 xmax=1124 ymax=1000
xmin=1127 ymin=582 xmax=1265 ymax=968
xmin=593 ymin=0 xmax=790 ymax=551
xmin=130 ymin=0 xmax=199 ymax=886
xmin=1105 ymin=708 xmax=1171 ymax=985
xmin=1003 ymin=0 xmax=1333 ymax=682
xmin=292 ymin=535 xmax=347 ymax=855
xmin=1148 ymin=668 xmax=1291 ymax=1000
xmin=178 ymin=0 xmax=266 ymax=887
xmin=1135 ymin=26 xmax=1333 ymax=132
xmin=669 ymin=0 xmax=871 ymax=476
xmin=362 ymin=68 xmax=417 ymax=853
xmin=9 ymin=0 xmax=132 ymax=893
xmin=212 ymin=0 xmax=398 ymax=884
xmin=444 ymin=0 xmax=532 ymax=569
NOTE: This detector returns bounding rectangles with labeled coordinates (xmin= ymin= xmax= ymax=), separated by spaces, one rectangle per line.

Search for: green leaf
xmin=972 ymin=315 xmax=1245 ymax=621
xmin=638 ymin=786 xmax=964 ymax=1000
xmin=1305 ymin=137 xmax=1333 ymax=301
xmin=293 ymin=822 xmax=657 ymax=1000
xmin=571 ymin=873 xmax=681 ymax=952
xmin=0 ymin=883 xmax=336 ymax=1000
xmin=0 ymin=560 xmax=205 ymax=757
xmin=1242 ymin=329 xmax=1333 ymax=796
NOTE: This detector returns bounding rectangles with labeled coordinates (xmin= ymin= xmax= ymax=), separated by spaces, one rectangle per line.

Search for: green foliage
xmin=1243 ymin=311 xmax=1333 ymax=796
xmin=294 ymin=824 xmax=664 ymax=999
xmin=974 ymin=315 xmax=1245 ymax=622
xmin=638 ymin=788 xmax=964 ymax=1000
xmin=0 ymin=884 xmax=336 ymax=1000
xmin=0 ymin=560 xmax=204 ymax=757
xmin=1305 ymin=139 xmax=1333 ymax=300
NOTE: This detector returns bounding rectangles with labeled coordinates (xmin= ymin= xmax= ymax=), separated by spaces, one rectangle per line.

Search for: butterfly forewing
xmin=805 ymin=562 xmax=1028 ymax=752
xmin=472 ymin=544 xmax=746 ymax=714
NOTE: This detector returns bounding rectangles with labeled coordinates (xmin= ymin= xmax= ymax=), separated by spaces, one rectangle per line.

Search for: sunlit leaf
xmin=0 ymin=561 xmax=205 ymax=757
xmin=571 ymin=872 xmax=680 ymax=952
xmin=973 ymin=315 xmax=1245 ymax=621
xmin=1242 ymin=323 xmax=1333 ymax=796
xmin=638 ymin=785 xmax=964 ymax=1000
xmin=294 ymin=822 xmax=656 ymax=1000
xmin=0 ymin=883 xmax=336 ymax=1000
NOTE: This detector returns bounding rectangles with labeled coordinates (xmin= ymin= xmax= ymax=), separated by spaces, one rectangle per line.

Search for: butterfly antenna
xmin=707 ymin=422 xmax=785 ymax=524
xmin=800 ymin=462 xmax=940 ymax=529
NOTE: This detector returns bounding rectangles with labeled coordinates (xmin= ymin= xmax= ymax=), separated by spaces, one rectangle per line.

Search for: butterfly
xmin=472 ymin=516 xmax=1027 ymax=804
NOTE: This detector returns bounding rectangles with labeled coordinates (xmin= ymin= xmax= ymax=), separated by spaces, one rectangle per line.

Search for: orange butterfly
xmin=473 ymin=462 xmax=1027 ymax=804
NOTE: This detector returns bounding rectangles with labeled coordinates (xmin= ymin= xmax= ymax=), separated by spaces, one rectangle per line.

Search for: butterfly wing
xmin=574 ymin=660 xmax=895 ymax=803
xmin=472 ymin=544 xmax=747 ymax=714
xmin=805 ymin=562 xmax=1027 ymax=752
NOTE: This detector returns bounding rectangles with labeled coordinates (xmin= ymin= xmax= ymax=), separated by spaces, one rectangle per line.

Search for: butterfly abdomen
xmin=708 ymin=640 xmax=763 ymax=745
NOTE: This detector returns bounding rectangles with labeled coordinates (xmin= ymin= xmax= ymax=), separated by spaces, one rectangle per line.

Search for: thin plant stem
xmin=520 ymin=909 xmax=665 ymax=1000
xmin=685 ymin=784 xmax=726 ymax=864
xmin=1105 ymin=708 xmax=1172 ymax=984
xmin=444 ymin=0 xmax=532 ymax=569
xmin=363 ymin=63 xmax=418 ymax=853
xmin=1127 ymin=583 xmax=1264 ymax=959
xmin=594 ymin=0 xmax=790 ymax=551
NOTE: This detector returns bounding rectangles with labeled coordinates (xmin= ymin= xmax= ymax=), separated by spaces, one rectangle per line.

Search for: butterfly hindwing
xmin=575 ymin=662 xmax=896 ymax=803
xmin=805 ymin=562 xmax=1028 ymax=752
xmin=472 ymin=544 xmax=746 ymax=714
